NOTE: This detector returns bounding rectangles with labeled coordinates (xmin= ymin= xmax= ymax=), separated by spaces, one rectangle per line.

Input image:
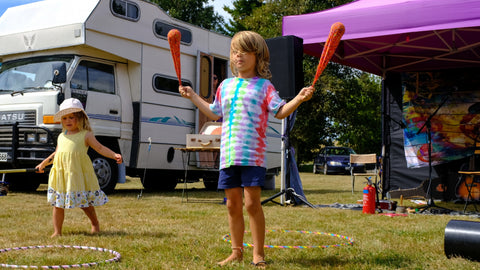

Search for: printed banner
xmin=402 ymin=69 xmax=480 ymax=168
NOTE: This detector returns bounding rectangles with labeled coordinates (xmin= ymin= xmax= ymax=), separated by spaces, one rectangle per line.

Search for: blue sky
xmin=0 ymin=0 xmax=233 ymax=19
xmin=0 ymin=0 xmax=40 ymax=17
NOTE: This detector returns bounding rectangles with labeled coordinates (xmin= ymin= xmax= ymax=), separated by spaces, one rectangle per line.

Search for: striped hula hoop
xmin=0 ymin=245 xmax=121 ymax=268
xmin=223 ymin=229 xmax=354 ymax=249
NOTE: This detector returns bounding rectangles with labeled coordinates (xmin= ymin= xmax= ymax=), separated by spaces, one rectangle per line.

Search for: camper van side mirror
xmin=57 ymin=93 xmax=65 ymax=105
xmin=52 ymin=63 xmax=66 ymax=84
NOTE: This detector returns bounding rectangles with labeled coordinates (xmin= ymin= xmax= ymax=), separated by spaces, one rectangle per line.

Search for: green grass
xmin=0 ymin=173 xmax=479 ymax=269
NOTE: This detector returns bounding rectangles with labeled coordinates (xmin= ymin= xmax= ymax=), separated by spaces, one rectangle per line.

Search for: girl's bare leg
xmin=218 ymin=187 xmax=244 ymax=266
xmin=244 ymin=186 xmax=265 ymax=265
xmin=81 ymin=206 xmax=100 ymax=234
xmin=52 ymin=207 xmax=64 ymax=237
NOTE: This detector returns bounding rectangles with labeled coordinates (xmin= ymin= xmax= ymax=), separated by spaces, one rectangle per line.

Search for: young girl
xmin=36 ymin=98 xmax=122 ymax=237
xmin=179 ymin=31 xmax=314 ymax=267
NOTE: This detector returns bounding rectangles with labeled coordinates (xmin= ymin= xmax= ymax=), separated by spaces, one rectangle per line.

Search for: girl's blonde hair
xmin=230 ymin=31 xmax=272 ymax=79
xmin=62 ymin=112 xmax=92 ymax=132
xmin=75 ymin=112 xmax=92 ymax=131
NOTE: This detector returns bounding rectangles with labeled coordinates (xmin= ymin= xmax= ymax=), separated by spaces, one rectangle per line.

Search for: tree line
xmin=151 ymin=0 xmax=382 ymax=163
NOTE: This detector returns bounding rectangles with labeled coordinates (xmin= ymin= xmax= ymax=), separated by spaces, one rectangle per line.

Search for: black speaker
xmin=266 ymin=35 xmax=304 ymax=99
xmin=445 ymin=220 xmax=480 ymax=261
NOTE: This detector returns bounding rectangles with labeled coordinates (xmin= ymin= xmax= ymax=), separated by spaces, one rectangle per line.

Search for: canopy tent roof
xmin=282 ymin=0 xmax=480 ymax=76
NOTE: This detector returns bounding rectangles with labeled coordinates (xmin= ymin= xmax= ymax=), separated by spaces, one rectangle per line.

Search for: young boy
xmin=179 ymin=31 xmax=314 ymax=267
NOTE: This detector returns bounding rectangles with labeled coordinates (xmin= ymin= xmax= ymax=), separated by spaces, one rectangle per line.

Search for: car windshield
xmin=0 ymin=55 xmax=73 ymax=92
xmin=326 ymin=148 xmax=355 ymax=156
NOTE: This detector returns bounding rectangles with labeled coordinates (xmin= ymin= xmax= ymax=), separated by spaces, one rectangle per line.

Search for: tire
xmin=89 ymin=152 xmax=118 ymax=194
xmin=203 ymin=176 xmax=218 ymax=190
xmin=141 ymin=170 xmax=178 ymax=191
xmin=323 ymin=164 xmax=329 ymax=175
xmin=5 ymin=173 xmax=43 ymax=192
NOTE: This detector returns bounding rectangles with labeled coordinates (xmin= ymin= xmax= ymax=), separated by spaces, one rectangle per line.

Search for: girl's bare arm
xmin=85 ymin=131 xmax=123 ymax=164
xmin=35 ymin=147 xmax=57 ymax=173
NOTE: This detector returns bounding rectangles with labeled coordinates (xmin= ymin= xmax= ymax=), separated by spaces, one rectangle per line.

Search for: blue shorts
xmin=218 ymin=166 xmax=266 ymax=189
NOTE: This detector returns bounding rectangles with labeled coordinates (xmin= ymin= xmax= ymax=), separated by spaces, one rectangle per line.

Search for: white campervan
xmin=0 ymin=0 xmax=282 ymax=193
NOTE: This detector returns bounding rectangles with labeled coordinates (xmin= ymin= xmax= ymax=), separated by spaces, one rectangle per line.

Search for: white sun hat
xmin=53 ymin=98 xmax=88 ymax=122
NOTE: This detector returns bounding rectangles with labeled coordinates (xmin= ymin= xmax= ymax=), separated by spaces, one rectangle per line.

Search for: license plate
xmin=0 ymin=152 xmax=8 ymax=162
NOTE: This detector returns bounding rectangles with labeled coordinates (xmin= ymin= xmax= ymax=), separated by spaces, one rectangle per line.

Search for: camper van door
xmin=69 ymin=58 xmax=121 ymax=136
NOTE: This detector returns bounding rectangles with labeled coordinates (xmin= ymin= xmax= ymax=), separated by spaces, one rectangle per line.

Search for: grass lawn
xmin=0 ymin=172 xmax=479 ymax=269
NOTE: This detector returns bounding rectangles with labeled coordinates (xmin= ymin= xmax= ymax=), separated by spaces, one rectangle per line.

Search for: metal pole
xmin=280 ymin=118 xmax=286 ymax=204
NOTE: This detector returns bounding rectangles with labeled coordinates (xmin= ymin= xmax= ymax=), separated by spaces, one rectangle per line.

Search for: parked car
xmin=313 ymin=146 xmax=365 ymax=175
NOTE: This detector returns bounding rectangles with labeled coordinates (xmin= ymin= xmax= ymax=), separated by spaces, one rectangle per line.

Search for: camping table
xmin=175 ymin=147 xmax=220 ymax=203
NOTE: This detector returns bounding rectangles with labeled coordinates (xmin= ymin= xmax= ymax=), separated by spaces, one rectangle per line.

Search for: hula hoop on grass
xmin=223 ymin=229 xmax=354 ymax=249
xmin=0 ymin=245 xmax=121 ymax=268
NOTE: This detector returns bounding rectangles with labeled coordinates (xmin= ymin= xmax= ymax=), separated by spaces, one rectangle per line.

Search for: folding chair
xmin=350 ymin=154 xmax=378 ymax=194
xmin=457 ymin=139 xmax=480 ymax=212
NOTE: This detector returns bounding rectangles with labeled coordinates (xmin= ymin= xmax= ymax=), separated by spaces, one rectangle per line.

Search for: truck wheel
xmin=141 ymin=170 xmax=178 ymax=191
xmin=5 ymin=173 xmax=43 ymax=192
xmin=90 ymin=152 xmax=118 ymax=194
xmin=203 ymin=176 xmax=218 ymax=190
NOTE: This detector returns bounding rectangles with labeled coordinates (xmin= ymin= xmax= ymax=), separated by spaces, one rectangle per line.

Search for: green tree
xmin=223 ymin=0 xmax=263 ymax=36
xmin=152 ymin=0 xmax=225 ymax=32
xmin=327 ymin=68 xmax=382 ymax=154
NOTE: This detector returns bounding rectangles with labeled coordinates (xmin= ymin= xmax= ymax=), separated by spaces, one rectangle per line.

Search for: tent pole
xmin=280 ymin=118 xmax=286 ymax=204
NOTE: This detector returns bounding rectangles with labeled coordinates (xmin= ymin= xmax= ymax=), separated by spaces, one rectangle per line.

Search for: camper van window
xmin=153 ymin=20 xmax=192 ymax=45
xmin=111 ymin=0 xmax=139 ymax=21
xmin=71 ymin=61 xmax=115 ymax=94
xmin=153 ymin=74 xmax=191 ymax=94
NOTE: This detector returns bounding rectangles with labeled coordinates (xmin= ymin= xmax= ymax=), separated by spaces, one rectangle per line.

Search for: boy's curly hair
xmin=230 ymin=31 xmax=272 ymax=79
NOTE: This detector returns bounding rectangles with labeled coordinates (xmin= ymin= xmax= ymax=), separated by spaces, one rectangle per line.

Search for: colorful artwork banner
xmin=402 ymin=69 xmax=480 ymax=168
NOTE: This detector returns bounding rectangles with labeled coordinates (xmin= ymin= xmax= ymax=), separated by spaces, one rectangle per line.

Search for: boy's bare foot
xmin=91 ymin=224 xmax=100 ymax=234
xmin=51 ymin=232 xmax=61 ymax=238
xmin=251 ymin=260 xmax=267 ymax=269
xmin=217 ymin=247 xmax=243 ymax=266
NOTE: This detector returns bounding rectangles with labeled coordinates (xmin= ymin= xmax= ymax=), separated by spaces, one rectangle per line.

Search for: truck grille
xmin=0 ymin=110 xmax=36 ymax=125
xmin=0 ymin=123 xmax=57 ymax=166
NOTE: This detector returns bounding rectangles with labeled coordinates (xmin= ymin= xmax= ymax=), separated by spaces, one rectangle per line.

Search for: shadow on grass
xmin=275 ymin=252 xmax=414 ymax=269
xmin=63 ymin=229 xmax=173 ymax=239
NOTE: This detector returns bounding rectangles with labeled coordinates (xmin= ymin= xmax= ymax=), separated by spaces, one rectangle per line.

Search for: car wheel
xmin=323 ymin=164 xmax=329 ymax=175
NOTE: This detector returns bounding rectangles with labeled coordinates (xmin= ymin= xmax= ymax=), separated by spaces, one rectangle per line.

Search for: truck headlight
xmin=26 ymin=133 xmax=37 ymax=143
xmin=39 ymin=133 xmax=48 ymax=143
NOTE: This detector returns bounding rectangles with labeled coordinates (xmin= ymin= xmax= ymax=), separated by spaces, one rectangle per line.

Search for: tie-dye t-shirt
xmin=209 ymin=77 xmax=285 ymax=169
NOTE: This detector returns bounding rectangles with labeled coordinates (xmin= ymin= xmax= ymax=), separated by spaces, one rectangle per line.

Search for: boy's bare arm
xmin=179 ymin=85 xmax=221 ymax=121
xmin=275 ymin=86 xmax=314 ymax=119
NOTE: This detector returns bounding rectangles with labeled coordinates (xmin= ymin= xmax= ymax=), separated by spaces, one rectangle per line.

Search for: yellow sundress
xmin=47 ymin=130 xmax=108 ymax=208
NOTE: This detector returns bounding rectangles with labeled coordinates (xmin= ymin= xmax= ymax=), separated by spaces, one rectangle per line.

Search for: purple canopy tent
xmin=283 ymin=0 xmax=480 ymax=76
xmin=283 ymin=0 xmax=480 ymax=199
